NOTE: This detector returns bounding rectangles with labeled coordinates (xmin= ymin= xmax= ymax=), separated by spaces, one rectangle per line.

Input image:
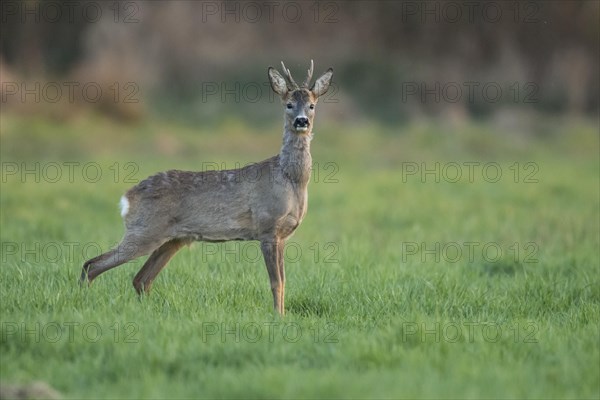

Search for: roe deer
xmin=81 ymin=60 xmax=333 ymax=315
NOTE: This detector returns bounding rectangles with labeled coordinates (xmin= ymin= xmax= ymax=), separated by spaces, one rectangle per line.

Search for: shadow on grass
xmin=287 ymin=297 xmax=333 ymax=317
xmin=480 ymin=261 xmax=525 ymax=276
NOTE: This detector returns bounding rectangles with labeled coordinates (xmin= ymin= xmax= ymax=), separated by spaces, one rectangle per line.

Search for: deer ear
xmin=268 ymin=67 xmax=288 ymax=97
xmin=311 ymin=68 xmax=333 ymax=98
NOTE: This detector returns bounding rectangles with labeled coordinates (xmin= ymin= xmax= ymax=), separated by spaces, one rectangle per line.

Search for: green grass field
xmin=1 ymin=113 xmax=599 ymax=399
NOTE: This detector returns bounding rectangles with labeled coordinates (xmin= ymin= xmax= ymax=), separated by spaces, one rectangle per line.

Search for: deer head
xmin=268 ymin=60 xmax=333 ymax=134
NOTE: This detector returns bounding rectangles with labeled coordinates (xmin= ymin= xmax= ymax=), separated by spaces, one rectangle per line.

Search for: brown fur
xmin=81 ymin=61 xmax=333 ymax=315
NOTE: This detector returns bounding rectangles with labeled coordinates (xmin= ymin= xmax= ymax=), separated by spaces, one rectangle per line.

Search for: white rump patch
xmin=119 ymin=195 xmax=130 ymax=217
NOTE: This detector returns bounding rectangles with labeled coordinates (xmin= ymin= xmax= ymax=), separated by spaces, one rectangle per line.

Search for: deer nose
xmin=294 ymin=117 xmax=309 ymax=127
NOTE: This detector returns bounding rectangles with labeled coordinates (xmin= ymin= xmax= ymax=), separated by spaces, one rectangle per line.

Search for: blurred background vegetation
xmin=1 ymin=0 xmax=598 ymax=129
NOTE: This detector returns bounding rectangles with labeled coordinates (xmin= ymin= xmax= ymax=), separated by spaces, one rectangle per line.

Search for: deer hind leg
xmin=261 ymin=240 xmax=285 ymax=315
xmin=133 ymin=238 xmax=187 ymax=295
xmin=81 ymin=234 xmax=161 ymax=284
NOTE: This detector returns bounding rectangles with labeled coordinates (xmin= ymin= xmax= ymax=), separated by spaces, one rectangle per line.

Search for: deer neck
xmin=279 ymin=126 xmax=312 ymax=185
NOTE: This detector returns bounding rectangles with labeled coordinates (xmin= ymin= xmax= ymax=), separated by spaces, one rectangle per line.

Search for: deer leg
xmin=81 ymin=235 xmax=159 ymax=284
xmin=261 ymin=240 xmax=284 ymax=315
xmin=132 ymin=239 xmax=186 ymax=295
xmin=277 ymin=241 xmax=286 ymax=314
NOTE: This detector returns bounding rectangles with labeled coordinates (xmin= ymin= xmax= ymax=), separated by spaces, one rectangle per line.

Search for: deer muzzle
xmin=293 ymin=117 xmax=309 ymax=131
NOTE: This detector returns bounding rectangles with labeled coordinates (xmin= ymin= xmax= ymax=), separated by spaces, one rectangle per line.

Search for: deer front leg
xmin=261 ymin=240 xmax=285 ymax=315
xmin=277 ymin=242 xmax=285 ymax=314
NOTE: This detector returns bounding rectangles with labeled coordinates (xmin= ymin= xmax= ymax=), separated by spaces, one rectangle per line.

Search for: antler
xmin=280 ymin=61 xmax=299 ymax=90
xmin=303 ymin=59 xmax=314 ymax=88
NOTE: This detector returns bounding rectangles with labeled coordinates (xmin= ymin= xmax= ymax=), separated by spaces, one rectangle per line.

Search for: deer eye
xmin=286 ymin=103 xmax=293 ymax=109
xmin=309 ymin=104 xmax=315 ymax=110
